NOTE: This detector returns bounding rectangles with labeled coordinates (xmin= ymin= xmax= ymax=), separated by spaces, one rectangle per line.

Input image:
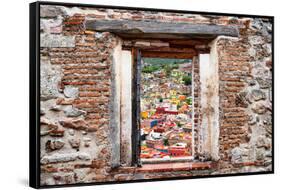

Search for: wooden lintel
xmin=142 ymin=47 xmax=197 ymax=53
xmin=122 ymin=38 xmax=213 ymax=50
xmin=86 ymin=20 xmax=239 ymax=39
xmin=167 ymin=39 xmax=212 ymax=46
xmin=122 ymin=43 xmax=197 ymax=53
xmin=141 ymin=51 xmax=196 ymax=59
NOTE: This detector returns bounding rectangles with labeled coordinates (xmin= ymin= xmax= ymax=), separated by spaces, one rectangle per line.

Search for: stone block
xmin=250 ymin=89 xmax=266 ymax=101
xmin=41 ymin=152 xmax=91 ymax=164
xmin=40 ymin=34 xmax=75 ymax=48
xmin=40 ymin=5 xmax=63 ymax=18
xmin=63 ymin=86 xmax=79 ymax=98
xmin=40 ymin=60 xmax=62 ymax=100
xmin=69 ymin=138 xmax=81 ymax=149
xmin=252 ymin=102 xmax=267 ymax=114
xmin=64 ymin=106 xmax=86 ymax=117
xmin=256 ymin=77 xmax=271 ymax=89
xmin=46 ymin=140 xmax=65 ymax=152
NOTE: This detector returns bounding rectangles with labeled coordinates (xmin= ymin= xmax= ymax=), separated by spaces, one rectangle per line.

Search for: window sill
xmin=141 ymin=156 xmax=194 ymax=164
xmin=136 ymin=161 xmax=214 ymax=173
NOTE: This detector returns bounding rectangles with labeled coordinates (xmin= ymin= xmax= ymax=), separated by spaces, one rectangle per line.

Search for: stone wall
xmin=216 ymin=18 xmax=272 ymax=173
xmin=40 ymin=7 xmax=121 ymax=184
xmin=39 ymin=4 xmax=272 ymax=186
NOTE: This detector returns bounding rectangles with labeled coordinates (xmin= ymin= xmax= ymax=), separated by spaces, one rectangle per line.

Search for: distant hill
xmin=142 ymin=58 xmax=192 ymax=74
xmin=143 ymin=58 xmax=191 ymax=66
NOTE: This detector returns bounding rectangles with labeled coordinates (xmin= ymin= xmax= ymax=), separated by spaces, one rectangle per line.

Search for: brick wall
xmin=192 ymin=56 xmax=201 ymax=157
xmin=39 ymin=5 xmax=272 ymax=185
xmin=217 ymin=19 xmax=272 ymax=171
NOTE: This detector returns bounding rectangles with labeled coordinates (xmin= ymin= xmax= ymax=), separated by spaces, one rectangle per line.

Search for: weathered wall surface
xmin=40 ymin=6 xmax=122 ymax=185
xmin=198 ymin=53 xmax=220 ymax=161
xmin=39 ymin=4 xmax=272 ymax=185
xmin=216 ymin=19 xmax=272 ymax=173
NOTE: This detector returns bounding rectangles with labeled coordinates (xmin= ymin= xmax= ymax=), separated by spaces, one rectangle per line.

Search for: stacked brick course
xmin=192 ymin=56 xmax=201 ymax=157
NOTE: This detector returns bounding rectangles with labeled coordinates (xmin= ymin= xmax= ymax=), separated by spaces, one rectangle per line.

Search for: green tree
xmin=163 ymin=138 xmax=169 ymax=146
xmin=186 ymin=97 xmax=192 ymax=105
xmin=164 ymin=65 xmax=172 ymax=77
xmin=142 ymin=65 xmax=160 ymax=73
xmin=182 ymin=75 xmax=192 ymax=85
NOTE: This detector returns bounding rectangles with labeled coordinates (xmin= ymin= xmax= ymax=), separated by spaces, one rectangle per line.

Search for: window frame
xmin=131 ymin=48 xmax=198 ymax=166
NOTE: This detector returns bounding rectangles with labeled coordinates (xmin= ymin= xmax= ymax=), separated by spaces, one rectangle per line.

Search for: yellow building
xmin=141 ymin=111 xmax=149 ymax=119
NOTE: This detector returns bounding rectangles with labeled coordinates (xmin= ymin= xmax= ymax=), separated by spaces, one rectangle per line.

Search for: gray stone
xmin=60 ymin=118 xmax=98 ymax=132
xmin=255 ymin=148 xmax=265 ymax=160
xmin=252 ymin=102 xmax=267 ymax=114
xmin=265 ymin=23 xmax=272 ymax=33
xmin=44 ymin=178 xmax=56 ymax=186
xmin=264 ymin=125 xmax=272 ymax=136
xmin=265 ymin=151 xmax=272 ymax=158
xmin=248 ymin=115 xmax=258 ymax=125
xmin=40 ymin=152 xmax=90 ymax=164
xmin=40 ymin=17 xmax=63 ymax=34
xmin=251 ymin=89 xmax=266 ymax=101
xmin=41 ymin=153 xmax=77 ymax=164
xmin=263 ymin=43 xmax=272 ymax=55
xmin=256 ymin=136 xmax=271 ymax=149
xmin=69 ymin=138 xmax=81 ymax=149
xmin=250 ymin=18 xmax=271 ymax=38
xmin=64 ymin=106 xmax=86 ymax=117
xmin=231 ymin=146 xmax=254 ymax=164
xmin=60 ymin=119 xmax=88 ymax=130
xmin=269 ymin=87 xmax=272 ymax=102
xmin=83 ymin=137 xmax=91 ymax=147
xmin=248 ymin=47 xmax=256 ymax=57
xmin=256 ymin=77 xmax=271 ymax=89
xmin=198 ymin=152 xmax=212 ymax=162
xmin=263 ymin=116 xmax=272 ymax=125
xmin=53 ymin=173 xmax=75 ymax=184
xmin=40 ymin=122 xmax=59 ymax=136
xmin=264 ymin=160 xmax=272 ymax=167
xmin=41 ymin=34 xmax=75 ymax=48
xmin=40 ymin=60 xmax=62 ymax=100
xmin=63 ymin=86 xmax=79 ymax=98
xmin=250 ymin=19 xmax=263 ymax=31
xmin=68 ymin=129 xmax=75 ymax=136
xmin=95 ymin=32 xmax=103 ymax=39
xmin=248 ymin=80 xmax=256 ymax=86
xmin=77 ymin=153 xmax=91 ymax=161
xmin=40 ymin=117 xmax=52 ymax=125
xmin=231 ymin=147 xmax=243 ymax=163
xmin=50 ymin=105 xmax=61 ymax=112
xmin=40 ymin=108 xmax=46 ymax=115
xmin=74 ymin=169 xmax=87 ymax=182
xmin=46 ymin=139 xmax=65 ymax=152
xmin=248 ymin=35 xmax=264 ymax=45
xmin=40 ymin=5 xmax=63 ymax=18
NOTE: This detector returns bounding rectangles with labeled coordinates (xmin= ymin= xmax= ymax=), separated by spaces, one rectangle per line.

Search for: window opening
xmin=139 ymin=57 xmax=193 ymax=163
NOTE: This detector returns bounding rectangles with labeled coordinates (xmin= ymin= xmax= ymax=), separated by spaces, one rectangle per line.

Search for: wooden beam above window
xmin=86 ymin=20 xmax=239 ymax=39
xmin=122 ymin=40 xmax=198 ymax=53
xmin=141 ymin=51 xmax=196 ymax=59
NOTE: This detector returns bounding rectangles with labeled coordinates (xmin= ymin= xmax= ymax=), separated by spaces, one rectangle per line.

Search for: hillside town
xmin=140 ymin=58 xmax=193 ymax=160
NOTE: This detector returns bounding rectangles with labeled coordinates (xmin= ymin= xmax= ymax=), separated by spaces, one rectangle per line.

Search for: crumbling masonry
xmin=39 ymin=4 xmax=272 ymax=185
